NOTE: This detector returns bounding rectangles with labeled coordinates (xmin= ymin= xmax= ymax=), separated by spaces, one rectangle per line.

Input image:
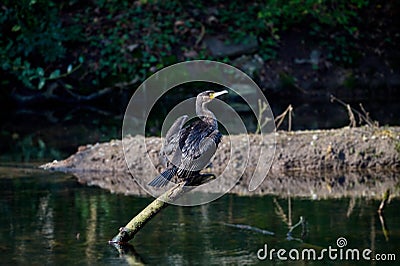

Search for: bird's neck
xmin=196 ymin=102 xmax=217 ymax=127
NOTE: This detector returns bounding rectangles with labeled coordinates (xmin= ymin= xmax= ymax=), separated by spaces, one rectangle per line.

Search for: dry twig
xmin=256 ymin=99 xmax=273 ymax=134
xmin=330 ymin=94 xmax=378 ymax=128
xmin=274 ymin=104 xmax=293 ymax=131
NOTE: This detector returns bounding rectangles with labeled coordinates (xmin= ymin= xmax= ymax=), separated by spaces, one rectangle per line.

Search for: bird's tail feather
xmin=148 ymin=168 xmax=176 ymax=188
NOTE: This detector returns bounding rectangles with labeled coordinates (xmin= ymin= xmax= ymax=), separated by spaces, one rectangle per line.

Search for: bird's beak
xmin=211 ymin=90 xmax=228 ymax=99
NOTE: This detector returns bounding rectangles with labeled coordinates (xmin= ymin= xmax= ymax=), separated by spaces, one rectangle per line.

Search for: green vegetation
xmin=257 ymin=0 xmax=369 ymax=64
xmin=0 ymin=0 xmax=391 ymax=93
xmin=1 ymin=1 xmax=83 ymax=89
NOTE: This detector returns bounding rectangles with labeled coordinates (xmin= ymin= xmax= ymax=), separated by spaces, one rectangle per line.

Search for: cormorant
xmin=149 ymin=90 xmax=228 ymax=187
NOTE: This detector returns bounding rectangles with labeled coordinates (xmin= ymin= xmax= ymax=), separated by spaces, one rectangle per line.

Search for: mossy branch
xmin=109 ymin=174 xmax=215 ymax=244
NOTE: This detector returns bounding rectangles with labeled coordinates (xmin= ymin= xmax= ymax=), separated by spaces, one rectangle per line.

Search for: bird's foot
xmin=185 ymin=173 xmax=216 ymax=186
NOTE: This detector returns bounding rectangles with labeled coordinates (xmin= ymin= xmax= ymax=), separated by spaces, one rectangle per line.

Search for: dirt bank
xmin=41 ymin=126 xmax=400 ymax=197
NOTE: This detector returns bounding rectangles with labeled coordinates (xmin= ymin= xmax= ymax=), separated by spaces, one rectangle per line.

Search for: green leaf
xmin=38 ymin=138 xmax=46 ymax=149
xmin=14 ymin=57 xmax=21 ymax=66
xmin=36 ymin=67 xmax=44 ymax=77
xmin=38 ymin=78 xmax=45 ymax=90
xmin=64 ymin=83 xmax=73 ymax=89
xmin=67 ymin=64 xmax=72 ymax=73
xmin=149 ymin=55 xmax=158 ymax=63
xmin=78 ymin=56 xmax=84 ymax=64
xmin=12 ymin=25 xmax=21 ymax=32
xmin=49 ymin=69 xmax=60 ymax=79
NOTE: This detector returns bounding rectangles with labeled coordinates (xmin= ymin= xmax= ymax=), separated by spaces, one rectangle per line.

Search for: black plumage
xmin=149 ymin=90 xmax=228 ymax=187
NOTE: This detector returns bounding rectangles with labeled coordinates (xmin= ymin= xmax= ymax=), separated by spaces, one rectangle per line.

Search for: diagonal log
xmin=109 ymin=174 xmax=215 ymax=244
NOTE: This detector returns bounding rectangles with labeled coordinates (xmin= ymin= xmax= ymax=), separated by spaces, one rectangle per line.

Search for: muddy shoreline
xmin=41 ymin=126 xmax=400 ymax=198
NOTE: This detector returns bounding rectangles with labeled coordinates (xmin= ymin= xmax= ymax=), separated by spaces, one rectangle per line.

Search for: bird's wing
xmin=180 ymin=121 xmax=212 ymax=156
xmin=196 ymin=129 xmax=222 ymax=163
xmin=160 ymin=115 xmax=188 ymax=168
xmin=165 ymin=115 xmax=188 ymax=141
xmin=178 ymin=123 xmax=222 ymax=174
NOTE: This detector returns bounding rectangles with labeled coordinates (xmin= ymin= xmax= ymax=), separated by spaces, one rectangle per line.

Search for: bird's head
xmin=197 ymin=90 xmax=228 ymax=104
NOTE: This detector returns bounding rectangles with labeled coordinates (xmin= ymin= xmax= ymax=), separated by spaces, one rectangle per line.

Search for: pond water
xmin=1 ymin=165 xmax=399 ymax=265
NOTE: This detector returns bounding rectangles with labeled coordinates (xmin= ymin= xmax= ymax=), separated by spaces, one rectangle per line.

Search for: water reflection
xmin=111 ymin=243 xmax=145 ymax=265
xmin=72 ymin=170 xmax=400 ymax=200
xmin=0 ymin=166 xmax=399 ymax=265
